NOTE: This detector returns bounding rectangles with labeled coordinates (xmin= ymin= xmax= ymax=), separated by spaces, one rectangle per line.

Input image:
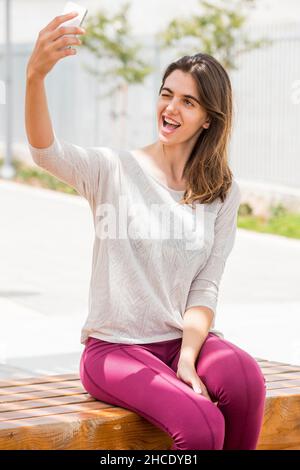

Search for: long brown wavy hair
xmin=158 ymin=53 xmax=234 ymax=207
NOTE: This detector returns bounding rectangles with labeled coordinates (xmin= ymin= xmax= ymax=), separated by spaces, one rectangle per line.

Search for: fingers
xmin=193 ymin=384 xmax=202 ymax=394
xmin=51 ymin=25 xmax=86 ymax=42
xmin=203 ymin=391 xmax=212 ymax=401
xmin=52 ymin=33 xmax=82 ymax=52
xmin=176 ymin=363 xmax=213 ymax=401
xmin=199 ymin=383 xmax=211 ymax=400
xmin=44 ymin=11 xmax=79 ymax=33
xmin=197 ymin=388 xmax=212 ymax=401
xmin=55 ymin=47 xmax=78 ymax=59
xmin=192 ymin=381 xmax=212 ymax=401
xmin=202 ymin=388 xmax=213 ymax=401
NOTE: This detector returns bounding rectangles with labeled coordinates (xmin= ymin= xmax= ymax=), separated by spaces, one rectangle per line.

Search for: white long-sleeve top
xmin=28 ymin=133 xmax=241 ymax=345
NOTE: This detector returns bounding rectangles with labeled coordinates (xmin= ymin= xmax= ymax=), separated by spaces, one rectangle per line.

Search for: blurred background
xmin=0 ymin=0 xmax=299 ymax=378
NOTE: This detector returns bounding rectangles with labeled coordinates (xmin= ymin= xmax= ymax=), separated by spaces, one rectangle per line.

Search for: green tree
xmin=156 ymin=0 xmax=272 ymax=70
xmin=80 ymin=2 xmax=153 ymax=146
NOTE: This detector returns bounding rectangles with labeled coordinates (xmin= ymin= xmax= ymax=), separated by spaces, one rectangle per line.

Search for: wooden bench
xmin=0 ymin=357 xmax=300 ymax=450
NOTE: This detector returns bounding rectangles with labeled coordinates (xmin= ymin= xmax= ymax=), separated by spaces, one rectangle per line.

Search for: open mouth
xmin=161 ymin=117 xmax=181 ymax=133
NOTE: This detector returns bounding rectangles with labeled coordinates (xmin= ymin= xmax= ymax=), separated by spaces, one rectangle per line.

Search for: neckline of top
xmin=125 ymin=150 xmax=186 ymax=195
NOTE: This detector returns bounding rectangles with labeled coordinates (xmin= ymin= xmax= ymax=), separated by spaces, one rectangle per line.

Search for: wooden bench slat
xmin=260 ymin=366 xmax=300 ymax=375
xmin=265 ymin=372 xmax=300 ymax=382
xmin=0 ymin=374 xmax=79 ymax=388
xmin=0 ymin=380 xmax=82 ymax=396
xmin=0 ymin=400 xmax=111 ymax=422
xmin=266 ymin=379 xmax=300 ymax=390
xmin=0 ymin=387 xmax=86 ymax=403
xmin=264 ymin=387 xmax=300 ymax=397
xmin=257 ymin=360 xmax=300 ymax=369
xmin=0 ymin=393 xmax=95 ymax=414
xmin=256 ymin=360 xmax=295 ymax=367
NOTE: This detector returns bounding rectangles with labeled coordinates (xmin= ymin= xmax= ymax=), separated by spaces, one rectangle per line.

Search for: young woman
xmin=25 ymin=11 xmax=266 ymax=450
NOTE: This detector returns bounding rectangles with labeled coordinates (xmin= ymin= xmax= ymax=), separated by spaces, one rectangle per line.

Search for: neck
xmin=153 ymin=141 xmax=194 ymax=182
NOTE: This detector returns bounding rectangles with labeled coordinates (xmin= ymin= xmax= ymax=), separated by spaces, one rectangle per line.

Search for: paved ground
xmin=0 ymin=180 xmax=299 ymax=379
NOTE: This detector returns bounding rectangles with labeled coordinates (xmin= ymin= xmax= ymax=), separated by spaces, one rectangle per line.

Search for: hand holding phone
xmin=59 ymin=2 xmax=88 ymax=50
xmin=26 ymin=7 xmax=87 ymax=81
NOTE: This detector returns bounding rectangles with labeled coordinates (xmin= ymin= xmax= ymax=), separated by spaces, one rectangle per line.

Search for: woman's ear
xmin=203 ymin=116 xmax=211 ymax=129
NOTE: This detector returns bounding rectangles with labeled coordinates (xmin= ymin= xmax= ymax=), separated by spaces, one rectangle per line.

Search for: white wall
xmin=1 ymin=0 xmax=300 ymax=44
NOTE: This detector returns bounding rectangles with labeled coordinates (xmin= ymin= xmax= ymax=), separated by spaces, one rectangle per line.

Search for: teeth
xmin=164 ymin=116 xmax=180 ymax=126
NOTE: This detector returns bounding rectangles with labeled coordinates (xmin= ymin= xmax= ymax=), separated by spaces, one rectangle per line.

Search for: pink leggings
xmin=80 ymin=332 xmax=266 ymax=450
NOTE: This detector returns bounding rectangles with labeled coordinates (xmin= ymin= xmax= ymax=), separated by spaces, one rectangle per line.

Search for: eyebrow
xmin=160 ymin=87 xmax=201 ymax=106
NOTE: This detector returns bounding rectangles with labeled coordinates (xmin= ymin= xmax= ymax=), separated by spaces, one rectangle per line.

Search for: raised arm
xmin=25 ymin=11 xmax=85 ymax=148
xmin=24 ymin=13 xmax=106 ymax=203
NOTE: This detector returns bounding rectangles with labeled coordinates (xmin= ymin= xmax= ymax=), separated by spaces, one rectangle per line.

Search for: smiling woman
xmin=25 ymin=42 xmax=265 ymax=451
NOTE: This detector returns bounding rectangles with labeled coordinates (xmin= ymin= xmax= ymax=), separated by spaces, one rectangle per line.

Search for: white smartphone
xmin=59 ymin=2 xmax=88 ymax=50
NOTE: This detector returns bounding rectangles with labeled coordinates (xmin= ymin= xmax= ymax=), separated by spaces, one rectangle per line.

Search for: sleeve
xmin=27 ymin=131 xmax=106 ymax=204
xmin=185 ymin=180 xmax=241 ymax=319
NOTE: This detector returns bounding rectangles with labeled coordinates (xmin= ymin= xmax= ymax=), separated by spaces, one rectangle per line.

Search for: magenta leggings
xmin=80 ymin=332 xmax=266 ymax=450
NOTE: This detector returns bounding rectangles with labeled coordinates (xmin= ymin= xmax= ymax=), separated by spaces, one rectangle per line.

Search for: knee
xmin=221 ymin=350 xmax=266 ymax=405
xmin=175 ymin=402 xmax=225 ymax=450
xmin=241 ymin=352 xmax=266 ymax=397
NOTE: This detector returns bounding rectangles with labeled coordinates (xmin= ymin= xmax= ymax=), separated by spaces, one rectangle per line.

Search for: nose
xmin=165 ymin=97 xmax=180 ymax=114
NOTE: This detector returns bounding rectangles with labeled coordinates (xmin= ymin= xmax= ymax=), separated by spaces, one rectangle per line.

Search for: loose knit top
xmin=28 ymin=133 xmax=241 ymax=345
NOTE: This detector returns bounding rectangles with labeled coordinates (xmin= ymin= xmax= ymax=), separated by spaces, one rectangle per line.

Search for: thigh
xmin=80 ymin=336 xmax=224 ymax=447
xmin=170 ymin=332 xmax=266 ymax=402
xmin=177 ymin=333 xmax=266 ymax=450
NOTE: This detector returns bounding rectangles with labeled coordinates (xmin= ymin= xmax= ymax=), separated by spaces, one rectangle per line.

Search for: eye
xmin=160 ymin=93 xmax=194 ymax=107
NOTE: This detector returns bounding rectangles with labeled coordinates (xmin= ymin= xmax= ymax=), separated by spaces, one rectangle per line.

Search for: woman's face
xmin=157 ymin=69 xmax=210 ymax=145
